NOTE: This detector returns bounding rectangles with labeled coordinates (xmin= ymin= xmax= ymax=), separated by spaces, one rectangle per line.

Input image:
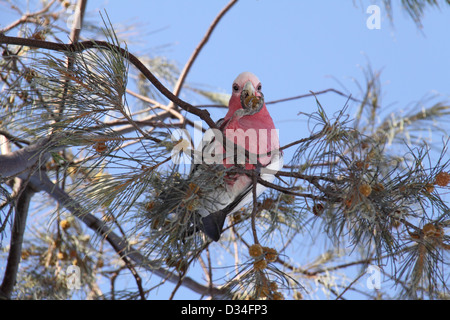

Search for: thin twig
xmin=54 ymin=0 xmax=88 ymax=236
xmin=251 ymin=171 xmax=260 ymax=245
xmin=126 ymin=88 xmax=185 ymax=123
xmin=266 ymin=88 xmax=362 ymax=105
xmin=198 ymin=88 xmax=361 ymax=109
xmin=68 ymin=0 xmax=87 ymax=43
xmin=55 ymin=0 xmax=87 ymax=121
xmin=0 ymin=0 xmax=57 ymax=33
xmin=256 ymin=176 xmax=325 ymax=200
xmin=170 ymin=0 xmax=238 ymax=106
xmin=120 ymin=255 xmax=146 ymax=300
xmin=227 ymin=166 xmax=325 ymax=200
xmin=279 ymin=130 xmax=324 ymax=151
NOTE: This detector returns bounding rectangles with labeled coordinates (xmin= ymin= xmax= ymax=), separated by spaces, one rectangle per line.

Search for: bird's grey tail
xmin=201 ymin=211 xmax=228 ymax=242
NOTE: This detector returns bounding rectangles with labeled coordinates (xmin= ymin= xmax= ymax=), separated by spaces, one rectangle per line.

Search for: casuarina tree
xmin=1 ymin=0 xmax=449 ymax=300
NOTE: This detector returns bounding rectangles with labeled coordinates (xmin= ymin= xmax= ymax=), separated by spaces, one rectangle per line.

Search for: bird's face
xmin=230 ymin=72 xmax=265 ymax=115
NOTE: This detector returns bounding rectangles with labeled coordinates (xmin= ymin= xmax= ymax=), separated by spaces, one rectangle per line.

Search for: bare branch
xmin=0 ymin=136 xmax=60 ymax=179
xmin=0 ymin=0 xmax=57 ymax=33
xmin=266 ymin=88 xmax=362 ymax=106
xmin=170 ymin=0 xmax=238 ymax=103
xmin=0 ymin=180 xmax=35 ymax=299
xmin=68 ymin=0 xmax=88 ymax=43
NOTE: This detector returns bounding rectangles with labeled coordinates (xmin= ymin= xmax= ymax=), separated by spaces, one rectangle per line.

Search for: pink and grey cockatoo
xmin=192 ymin=71 xmax=283 ymax=241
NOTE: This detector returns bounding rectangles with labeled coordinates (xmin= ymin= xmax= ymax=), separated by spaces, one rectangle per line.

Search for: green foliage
xmin=383 ymin=0 xmax=450 ymax=26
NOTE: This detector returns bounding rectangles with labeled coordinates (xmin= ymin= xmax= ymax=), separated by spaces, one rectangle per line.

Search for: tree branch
xmin=0 ymin=34 xmax=217 ymax=129
xmin=55 ymin=0 xmax=88 ymax=122
xmin=68 ymin=0 xmax=87 ymax=43
xmin=266 ymin=88 xmax=361 ymax=105
xmin=0 ymin=136 xmax=59 ymax=179
xmin=0 ymin=180 xmax=35 ymax=299
xmin=0 ymin=0 xmax=57 ymax=33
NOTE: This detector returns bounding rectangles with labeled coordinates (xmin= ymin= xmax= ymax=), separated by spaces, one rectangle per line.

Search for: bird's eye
xmin=232 ymin=83 xmax=239 ymax=92
xmin=257 ymin=83 xmax=262 ymax=91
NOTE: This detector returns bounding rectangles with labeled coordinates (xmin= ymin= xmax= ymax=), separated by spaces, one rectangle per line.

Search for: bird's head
xmin=229 ymin=71 xmax=265 ymax=117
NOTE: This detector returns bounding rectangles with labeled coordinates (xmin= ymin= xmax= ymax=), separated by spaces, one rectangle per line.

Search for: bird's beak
xmin=240 ymin=81 xmax=264 ymax=114
xmin=242 ymin=81 xmax=256 ymax=98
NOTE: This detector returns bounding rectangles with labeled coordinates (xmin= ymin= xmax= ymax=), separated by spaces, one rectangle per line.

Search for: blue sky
xmin=1 ymin=0 xmax=450 ymax=300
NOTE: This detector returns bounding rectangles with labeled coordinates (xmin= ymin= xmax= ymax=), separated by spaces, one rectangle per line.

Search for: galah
xmin=191 ymin=71 xmax=283 ymax=241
